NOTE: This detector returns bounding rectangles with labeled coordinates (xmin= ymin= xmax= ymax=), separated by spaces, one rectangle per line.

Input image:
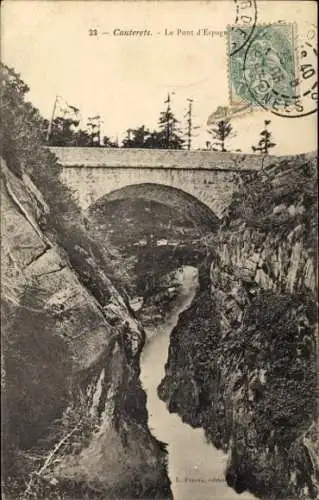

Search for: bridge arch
xmin=54 ymin=148 xmax=263 ymax=218
xmin=86 ymin=183 xmax=220 ymax=233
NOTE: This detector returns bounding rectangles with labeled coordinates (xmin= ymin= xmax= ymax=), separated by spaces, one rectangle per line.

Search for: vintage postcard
xmin=1 ymin=1 xmax=317 ymax=500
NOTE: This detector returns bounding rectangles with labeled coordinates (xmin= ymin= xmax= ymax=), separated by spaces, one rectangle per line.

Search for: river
xmin=140 ymin=265 xmax=256 ymax=500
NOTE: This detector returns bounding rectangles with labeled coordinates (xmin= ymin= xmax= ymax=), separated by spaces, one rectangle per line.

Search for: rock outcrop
xmin=1 ymin=158 xmax=171 ymax=499
xmin=159 ymin=153 xmax=318 ymax=500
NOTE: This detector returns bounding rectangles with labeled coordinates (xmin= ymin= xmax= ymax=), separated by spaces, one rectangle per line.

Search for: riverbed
xmin=140 ymin=265 xmax=256 ymax=500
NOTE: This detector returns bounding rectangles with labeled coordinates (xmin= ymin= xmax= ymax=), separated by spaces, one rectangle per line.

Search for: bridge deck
xmin=49 ymin=147 xmax=275 ymax=171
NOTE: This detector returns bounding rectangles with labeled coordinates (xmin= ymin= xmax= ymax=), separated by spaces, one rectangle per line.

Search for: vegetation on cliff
xmin=1 ymin=64 xmax=171 ymax=499
xmin=1 ymin=63 xmax=132 ymax=297
xmin=159 ymin=153 xmax=318 ymax=499
xmin=225 ymin=153 xmax=317 ymax=255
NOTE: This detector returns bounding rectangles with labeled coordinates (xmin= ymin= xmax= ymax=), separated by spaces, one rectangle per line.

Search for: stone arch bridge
xmin=52 ymin=147 xmax=268 ymax=229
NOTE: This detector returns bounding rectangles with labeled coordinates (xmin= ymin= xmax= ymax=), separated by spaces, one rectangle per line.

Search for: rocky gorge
xmin=158 ymin=154 xmax=318 ymax=500
xmin=2 ymin=149 xmax=317 ymax=500
xmin=1 ymin=64 xmax=318 ymax=500
xmin=1 ymin=155 xmax=172 ymax=499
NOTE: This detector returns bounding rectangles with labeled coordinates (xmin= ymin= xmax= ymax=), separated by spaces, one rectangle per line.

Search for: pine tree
xmin=121 ymin=95 xmax=184 ymax=149
xmin=48 ymin=117 xmax=82 ymax=146
xmin=102 ymin=135 xmax=117 ymax=147
xmin=252 ymin=120 xmax=276 ymax=154
xmin=157 ymin=94 xmax=184 ymax=149
xmin=86 ymin=116 xmax=102 ymax=146
xmin=122 ymin=126 xmax=150 ymax=148
xmin=208 ymin=119 xmax=233 ymax=152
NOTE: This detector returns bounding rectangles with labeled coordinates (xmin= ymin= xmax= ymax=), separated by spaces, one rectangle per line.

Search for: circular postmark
xmin=242 ymin=23 xmax=317 ymax=118
xmin=230 ymin=0 xmax=258 ymax=57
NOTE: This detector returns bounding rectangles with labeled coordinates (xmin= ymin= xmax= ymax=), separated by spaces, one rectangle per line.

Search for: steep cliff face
xmin=1 ymin=159 xmax=171 ymax=499
xmin=159 ymin=154 xmax=318 ymax=500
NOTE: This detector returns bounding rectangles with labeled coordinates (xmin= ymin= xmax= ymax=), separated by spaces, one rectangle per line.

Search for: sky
xmin=2 ymin=0 xmax=317 ymax=154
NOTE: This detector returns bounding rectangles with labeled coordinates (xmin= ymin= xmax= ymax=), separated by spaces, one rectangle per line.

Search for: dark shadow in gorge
xmin=87 ymin=197 xmax=216 ymax=325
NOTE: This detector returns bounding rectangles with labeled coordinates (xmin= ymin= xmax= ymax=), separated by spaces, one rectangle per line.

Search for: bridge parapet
xmin=50 ymin=147 xmax=271 ymax=171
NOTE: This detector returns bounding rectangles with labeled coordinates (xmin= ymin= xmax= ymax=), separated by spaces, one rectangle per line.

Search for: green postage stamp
xmin=228 ymin=23 xmax=296 ymax=109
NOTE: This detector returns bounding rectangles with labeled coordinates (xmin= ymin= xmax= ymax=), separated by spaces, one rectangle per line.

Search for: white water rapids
xmin=140 ymin=265 xmax=256 ymax=500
